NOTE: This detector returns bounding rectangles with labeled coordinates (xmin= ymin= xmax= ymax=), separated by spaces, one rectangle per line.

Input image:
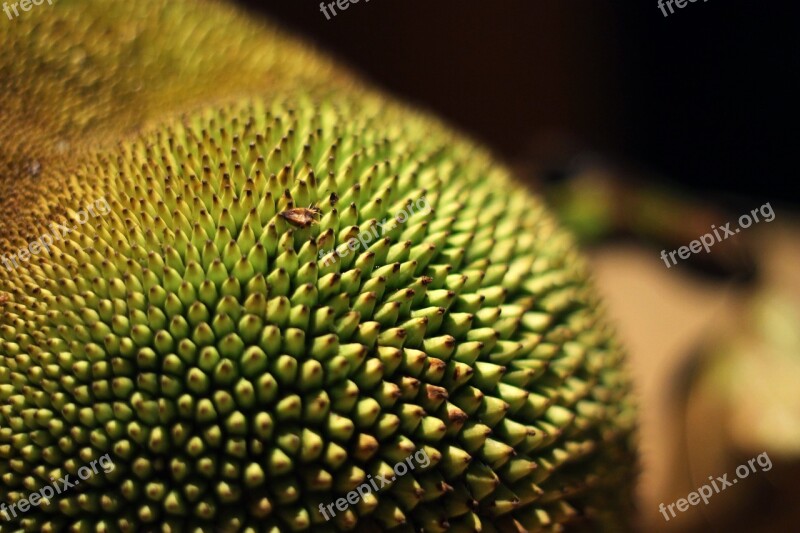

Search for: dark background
xmin=239 ymin=0 xmax=798 ymax=203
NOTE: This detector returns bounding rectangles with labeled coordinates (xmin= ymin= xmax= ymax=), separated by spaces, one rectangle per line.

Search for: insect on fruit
xmin=279 ymin=204 xmax=322 ymax=228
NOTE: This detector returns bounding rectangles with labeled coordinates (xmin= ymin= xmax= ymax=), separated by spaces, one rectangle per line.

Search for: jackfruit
xmin=0 ymin=1 xmax=636 ymax=531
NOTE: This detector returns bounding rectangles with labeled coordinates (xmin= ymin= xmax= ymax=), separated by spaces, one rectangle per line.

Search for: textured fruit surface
xmin=0 ymin=1 xmax=636 ymax=532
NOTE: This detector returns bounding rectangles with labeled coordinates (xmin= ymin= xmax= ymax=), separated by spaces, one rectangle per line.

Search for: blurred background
xmin=243 ymin=1 xmax=799 ymax=531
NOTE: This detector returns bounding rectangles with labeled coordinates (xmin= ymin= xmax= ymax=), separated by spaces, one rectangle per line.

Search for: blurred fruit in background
xmin=538 ymin=157 xmax=799 ymax=532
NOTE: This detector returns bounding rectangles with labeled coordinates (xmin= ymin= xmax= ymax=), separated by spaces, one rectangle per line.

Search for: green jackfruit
xmin=0 ymin=1 xmax=636 ymax=531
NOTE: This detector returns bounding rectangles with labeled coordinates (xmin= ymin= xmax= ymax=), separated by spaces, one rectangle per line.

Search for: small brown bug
xmin=279 ymin=204 xmax=322 ymax=228
xmin=0 ymin=293 xmax=9 ymax=304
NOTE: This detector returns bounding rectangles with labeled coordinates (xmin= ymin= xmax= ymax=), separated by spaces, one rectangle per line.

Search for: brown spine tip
xmin=425 ymin=385 xmax=448 ymax=400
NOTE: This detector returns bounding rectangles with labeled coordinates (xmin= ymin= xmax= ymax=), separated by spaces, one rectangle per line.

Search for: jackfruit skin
xmin=0 ymin=1 xmax=637 ymax=532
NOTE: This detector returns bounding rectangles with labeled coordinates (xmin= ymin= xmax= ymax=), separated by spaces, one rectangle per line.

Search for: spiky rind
xmin=0 ymin=1 xmax=636 ymax=532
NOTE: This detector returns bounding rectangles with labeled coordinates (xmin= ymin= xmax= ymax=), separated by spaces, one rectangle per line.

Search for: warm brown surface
xmin=588 ymin=220 xmax=800 ymax=531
